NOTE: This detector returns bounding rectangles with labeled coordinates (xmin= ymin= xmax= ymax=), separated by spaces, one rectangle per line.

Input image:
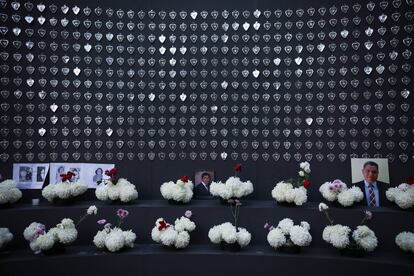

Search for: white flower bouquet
xmin=210 ymin=164 xmax=254 ymax=202
xmin=386 ymin=180 xmax=414 ymax=209
xmin=160 ymin=175 xmax=194 ymax=204
xmin=265 ymin=218 xmax=312 ymax=253
xmin=395 ymin=231 xmax=414 ymax=258
xmin=319 ymin=203 xmax=378 ymax=256
xmin=319 ymin=179 xmax=364 ymax=207
xmin=0 ymin=228 xmax=13 ymax=250
xmin=93 ymin=209 xmax=136 ymax=252
xmin=42 ymin=171 xmax=88 ymax=203
xmin=95 ymin=168 xmax=138 ymax=203
xmin=208 ymin=199 xmax=251 ymax=250
xmin=271 ymin=162 xmax=311 ymax=206
xmin=0 ymin=179 xmax=22 ymax=205
xmin=151 ymin=210 xmax=196 ymax=249
xmin=23 ymin=206 xmax=97 ymax=254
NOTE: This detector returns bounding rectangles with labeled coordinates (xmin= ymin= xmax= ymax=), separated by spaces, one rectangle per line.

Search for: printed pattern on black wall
xmin=0 ymin=0 xmax=413 ymax=163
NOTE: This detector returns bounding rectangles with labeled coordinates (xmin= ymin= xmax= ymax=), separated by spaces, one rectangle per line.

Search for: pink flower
xmin=185 ymin=210 xmax=192 ymax=218
xmin=97 ymin=219 xmax=107 ymax=225
xmin=117 ymin=209 xmax=129 ymax=219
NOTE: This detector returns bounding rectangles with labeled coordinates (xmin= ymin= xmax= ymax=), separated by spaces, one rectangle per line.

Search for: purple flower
xmin=269 ymin=226 xmax=275 ymax=231
xmin=185 ymin=210 xmax=192 ymax=218
xmin=104 ymin=223 xmax=112 ymax=229
xmin=264 ymin=223 xmax=270 ymax=229
xmin=117 ymin=209 xmax=129 ymax=219
xmin=97 ymin=219 xmax=107 ymax=225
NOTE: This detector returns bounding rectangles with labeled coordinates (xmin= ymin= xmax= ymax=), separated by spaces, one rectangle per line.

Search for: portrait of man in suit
xmin=352 ymin=159 xmax=391 ymax=208
xmin=194 ymin=170 xmax=214 ymax=197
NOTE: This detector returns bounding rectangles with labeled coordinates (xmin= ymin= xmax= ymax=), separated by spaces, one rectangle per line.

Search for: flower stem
xmin=323 ymin=210 xmax=334 ymax=225
xmin=76 ymin=214 xmax=88 ymax=227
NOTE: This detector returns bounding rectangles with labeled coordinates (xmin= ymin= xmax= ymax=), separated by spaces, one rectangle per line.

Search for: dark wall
xmin=0 ymin=0 xmax=413 ymax=201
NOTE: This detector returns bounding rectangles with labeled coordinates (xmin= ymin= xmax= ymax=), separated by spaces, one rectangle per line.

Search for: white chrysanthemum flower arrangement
xmin=95 ymin=168 xmax=138 ymax=203
xmin=265 ymin=219 xmax=312 ymax=252
xmin=23 ymin=206 xmax=97 ymax=254
xmin=0 ymin=179 xmax=22 ymax=205
xmin=93 ymin=209 xmax=136 ymax=252
xmin=42 ymin=171 xmax=88 ymax=202
xmin=386 ymin=181 xmax=414 ymax=209
xmin=160 ymin=175 xmax=194 ymax=204
xmin=319 ymin=203 xmax=378 ymax=255
xmin=319 ymin=179 xmax=364 ymax=207
xmin=210 ymin=164 xmax=254 ymax=201
xmin=0 ymin=228 xmax=13 ymax=250
xmin=208 ymin=199 xmax=251 ymax=250
xmin=271 ymin=162 xmax=311 ymax=206
xmin=395 ymin=231 xmax=414 ymax=257
xmin=151 ymin=210 xmax=196 ymax=249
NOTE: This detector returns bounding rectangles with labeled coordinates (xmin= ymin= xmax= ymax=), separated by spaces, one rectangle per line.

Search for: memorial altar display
xmin=0 ymin=0 xmax=413 ymax=275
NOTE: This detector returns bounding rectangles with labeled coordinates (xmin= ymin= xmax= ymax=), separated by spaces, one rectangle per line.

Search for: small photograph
xmin=69 ymin=167 xmax=81 ymax=182
xmin=193 ymin=170 xmax=214 ymax=197
xmin=351 ymin=158 xmax=390 ymax=208
xmin=92 ymin=167 xmax=104 ymax=185
xmin=19 ymin=166 xmax=33 ymax=182
xmin=86 ymin=164 xmax=115 ymax=188
xmin=36 ymin=166 xmax=46 ymax=182
xmin=55 ymin=166 xmax=65 ymax=183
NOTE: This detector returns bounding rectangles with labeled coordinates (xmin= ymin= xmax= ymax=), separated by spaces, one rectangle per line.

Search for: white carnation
xmin=289 ymin=225 xmax=312 ymax=247
xmin=95 ymin=178 xmax=138 ymax=203
xmin=386 ymin=184 xmax=414 ymax=209
xmin=395 ymin=231 xmax=414 ymax=253
xmin=210 ymin=177 xmax=254 ymax=200
xmin=42 ymin=181 xmax=88 ymax=202
xmin=160 ymin=227 xmax=178 ymax=246
xmin=93 ymin=230 xmax=108 ymax=249
xmin=208 ymin=222 xmax=251 ymax=247
xmin=323 ymin=225 xmax=351 ymax=249
xmin=174 ymin=216 xmax=196 ymax=232
xmin=318 ymin=202 xmax=329 ymax=211
xmin=319 ymin=182 xmax=338 ymax=202
xmin=94 ymin=227 xmax=136 ymax=252
xmin=271 ymin=182 xmax=293 ymax=202
xmin=105 ymin=228 xmax=126 ymax=252
xmin=271 ymin=182 xmax=307 ymax=206
xmin=151 ymin=216 xmax=196 ymax=249
xmin=294 ymin=187 xmax=308 ymax=205
xmin=174 ymin=231 xmax=190 ymax=249
xmin=0 ymin=179 xmax=22 ymax=204
xmin=160 ymin=180 xmax=193 ymax=203
xmin=0 ymin=228 xmax=13 ymax=249
xmin=87 ymin=205 xmax=98 ymax=215
xmin=267 ymin=228 xmax=286 ymax=249
xmin=352 ymin=225 xmax=378 ymax=252
xmin=208 ymin=224 xmax=223 ymax=244
xmin=300 ymin=221 xmax=311 ymax=231
xmin=277 ymin=218 xmax=294 ymax=235
xmin=122 ymin=230 xmax=136 ymax=248
xmin=236 ymin=227 xmax=251 ymax=248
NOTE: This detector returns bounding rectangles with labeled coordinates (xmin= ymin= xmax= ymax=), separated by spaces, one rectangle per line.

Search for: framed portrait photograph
xmin=13 ymin=163 xmax=50 ymax=189
xmin=351 ymin=158 xmax=390 ymax=208
xmin=193 ymin=170 xmax=215 ymax=197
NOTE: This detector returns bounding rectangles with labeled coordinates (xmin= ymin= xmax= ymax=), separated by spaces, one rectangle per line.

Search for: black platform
xmin=1 ymin=198 xmax=413 ymax=276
